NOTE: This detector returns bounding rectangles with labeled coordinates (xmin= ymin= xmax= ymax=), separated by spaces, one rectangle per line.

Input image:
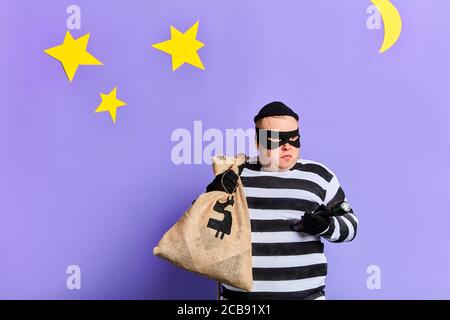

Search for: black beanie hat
xmin=253 ymin=101 xmax=299 ymax=124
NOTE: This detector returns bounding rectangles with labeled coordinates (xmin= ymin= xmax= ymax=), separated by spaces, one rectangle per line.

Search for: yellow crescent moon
xmin=371 ymin=0 xmax=402 ymax=53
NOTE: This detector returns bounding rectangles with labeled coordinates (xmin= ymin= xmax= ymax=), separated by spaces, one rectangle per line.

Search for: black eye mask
xmin=255 ymin=128 xmax=301 ymax=150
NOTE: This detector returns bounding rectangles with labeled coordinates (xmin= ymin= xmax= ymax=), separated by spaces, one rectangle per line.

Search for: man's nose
xmin=281 ymin=142 xmax=291 ymax=150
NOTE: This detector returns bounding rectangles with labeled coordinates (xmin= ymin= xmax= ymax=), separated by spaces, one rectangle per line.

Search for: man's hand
xmin=205 ymin=169 xmax=239 ymax=194
xmin=291 ymin=204 xmax=331 ymax=235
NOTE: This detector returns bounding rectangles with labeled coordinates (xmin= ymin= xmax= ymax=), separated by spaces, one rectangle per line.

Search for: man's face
xmin=255 ymin=116 xmax=300 ymax=171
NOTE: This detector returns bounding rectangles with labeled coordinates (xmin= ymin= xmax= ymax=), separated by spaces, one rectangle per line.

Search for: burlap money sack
xmin=153 ymin=153 xmax=253 ymax=291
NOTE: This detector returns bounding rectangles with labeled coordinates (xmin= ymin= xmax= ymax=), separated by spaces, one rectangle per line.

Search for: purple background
xmin=1 ymin=0 xmax=450 ymax=299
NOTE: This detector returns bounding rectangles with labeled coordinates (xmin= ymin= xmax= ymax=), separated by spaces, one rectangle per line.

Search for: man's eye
xmin=268 ymin=138 xmax=281 ymax=142
xmin=289 ymin=136 xmax=299 ymax=141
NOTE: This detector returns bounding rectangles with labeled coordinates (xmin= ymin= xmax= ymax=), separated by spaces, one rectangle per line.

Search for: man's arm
xmin=318 ymin=175 xmax=358 ymax=243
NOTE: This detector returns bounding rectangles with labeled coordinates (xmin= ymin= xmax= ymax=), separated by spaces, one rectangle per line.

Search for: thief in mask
xmin=204 ymin=101 xmax=358 ymax=300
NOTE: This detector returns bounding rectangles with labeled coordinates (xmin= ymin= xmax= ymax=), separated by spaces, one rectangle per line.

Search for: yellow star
xmin=94 ymin=87 xmax=126 ymax=124
xmin=152 ymin=21 xmax=205 ymax=71
xmin=44 ymin=31 xmax=103 ymax=82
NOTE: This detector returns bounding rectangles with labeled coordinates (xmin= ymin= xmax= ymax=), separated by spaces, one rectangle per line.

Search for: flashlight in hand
xmin=320 ymin=200 xmax=352 ymax=218
xmin=290 ymin=201 xmax=351 ymax=234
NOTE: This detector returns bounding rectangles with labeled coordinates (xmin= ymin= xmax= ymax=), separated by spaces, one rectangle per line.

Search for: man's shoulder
xmin=295 ymin=158 xmax=336 ymax=182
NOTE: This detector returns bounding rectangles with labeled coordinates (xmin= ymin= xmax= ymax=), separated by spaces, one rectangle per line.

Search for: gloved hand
xmin=205 ymin=169 xmax=239 ymax=194
xmin=291 ymin=204 xmax=331 ymax=235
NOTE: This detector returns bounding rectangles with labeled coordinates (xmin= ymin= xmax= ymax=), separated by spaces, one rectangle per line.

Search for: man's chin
xmin=278 ymin=158 xmax=296 ymax=170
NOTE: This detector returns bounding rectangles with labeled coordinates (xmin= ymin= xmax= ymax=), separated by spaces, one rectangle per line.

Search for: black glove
xmin=291 ymin=204 xmax=331 ymax=235
xmin=205 ymin=169 xmax=239 ymax=194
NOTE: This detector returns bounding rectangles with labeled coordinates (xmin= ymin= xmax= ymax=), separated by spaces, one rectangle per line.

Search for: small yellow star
xmin=44 ymin=31 xmax=103 ymax=82
xmin=94 ymin=87 xmax=126 ymax=124
xmin=152 ymin=21 xmax=205 ymax=71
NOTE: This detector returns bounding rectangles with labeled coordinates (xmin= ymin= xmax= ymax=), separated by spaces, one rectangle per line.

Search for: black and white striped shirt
xmin=220 ymin=157 xmax=358 ymax=300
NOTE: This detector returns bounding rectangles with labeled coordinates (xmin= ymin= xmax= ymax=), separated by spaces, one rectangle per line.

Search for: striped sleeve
xmin=318 ymin=174 xmax=358 ymax=243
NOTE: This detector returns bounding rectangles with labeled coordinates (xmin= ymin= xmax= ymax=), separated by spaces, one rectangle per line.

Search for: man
xmin=205 ymin=101 xmax=358 ymax=300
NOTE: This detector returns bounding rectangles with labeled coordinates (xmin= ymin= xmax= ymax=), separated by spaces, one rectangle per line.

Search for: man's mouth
xmin=281 ymin=155 xmax=292 ymax=160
